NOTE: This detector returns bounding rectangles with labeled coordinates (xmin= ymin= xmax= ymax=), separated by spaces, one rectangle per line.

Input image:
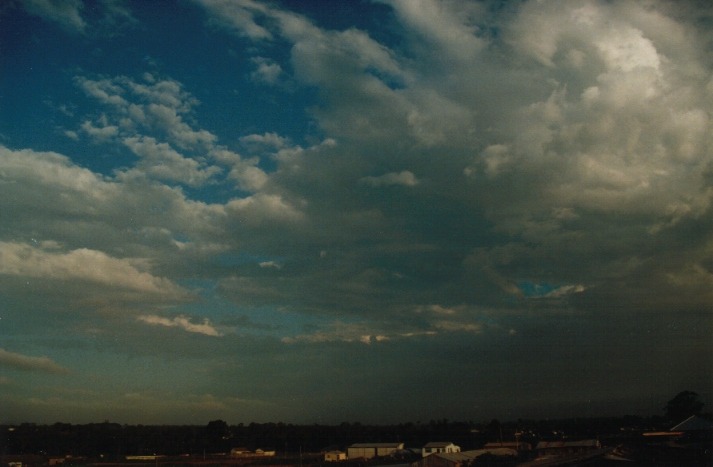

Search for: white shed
xmin=324 ymin=450 xmax=347 ymax=462
xmin=422 ymin=442 xmax=461 ymax=457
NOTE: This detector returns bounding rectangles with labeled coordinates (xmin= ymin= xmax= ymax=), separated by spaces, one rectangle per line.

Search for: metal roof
xmin=423 ymin=442 xmax=456 ymax=448
xmin=536 ymin=440 xmax=599 ymax=449
xmin=434 ymin=448 xmax=516 ymax=462
xmin=349 ymin=443 xmax=404 ymax=448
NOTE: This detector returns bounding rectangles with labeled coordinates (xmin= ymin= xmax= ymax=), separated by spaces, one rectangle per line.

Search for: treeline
xmin=0 ymin=415 xmax=675 ymax=458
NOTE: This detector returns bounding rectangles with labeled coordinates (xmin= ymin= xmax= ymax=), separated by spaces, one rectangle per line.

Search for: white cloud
xmin=545 ymin=284 xmax=586 ymax=298
xmin=74 ymin=76 xmax=128 ymax=106
xmin=209 ymin=147 xmax=268 ymax=192
xmin=259 ymin=261 xmax=282 ymax=269
xmin=137 ymin=315 xmax=223 ymax=337
xmin=240 ymin=132 xmax=289 ymax=150
xmin=388 ymin=0 xmax=486 ymax=61
xmin=0 ymin=241 xmax=186 ymax=297
xmin=76 ymin=75 xmax=217 ymax=150
xmin=80 ymin=120 xmax=119 ymax=142
xmin=250 ymin=57 xmax=282 ymax=84
xmin=123 ymin=136 xmax=220 ymax=186
xmin=226 ymin=193 xmax=304 ymax=226
xmin=0 ymin=145 xmax=116 ymax=202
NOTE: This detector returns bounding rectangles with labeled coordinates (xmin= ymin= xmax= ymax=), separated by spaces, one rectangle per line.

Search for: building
xmin=324 ymin=450 xmax=347 ymax=462
xmin=483 ymin=441 xmax=531 ymax=452
xmin=347 ymin=443 xmax=404 ymax=459
xmin=230 ymin=448 xmax=276 ymax=458
xmin=230 ymin=448 xmax=250 ymax=457
xmin=535 ymin=439 xmax=600 ymax=457
xmin=421 ymin=442 xmax=461 ymax=457
xmin=410 ymin=449 xmax=517 ymax=467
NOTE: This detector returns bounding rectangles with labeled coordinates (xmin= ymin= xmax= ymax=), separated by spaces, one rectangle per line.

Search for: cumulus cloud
xmin=123 ymin=136 xmax=221 ymax=186
xmin=0 ymin=241 xmax=187 ymax=297
xmin=250 ymin=57 xmax=283 ymax=84
xmin=226 ymin=193 xmax=304 ymax=226
xmin=0 ymin=348 xmax=69 ymax=374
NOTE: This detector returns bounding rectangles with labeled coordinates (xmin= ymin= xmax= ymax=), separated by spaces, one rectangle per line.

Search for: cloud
xmin=123 ymin=136 xmax=221 ymax=186
xmin=74 ymin=74 xmax=217 ymax=150
xmin=137 ymin=315 xmax=223 ymax=337
xmin=210 ymin=147 xmax=268 ymax=192
xmin=259 ymin=261 xmax=281 ymax=269
xmin=0 ymin=348 xmax=69 ymax=374
xmin=360 ymin=171 xmax=419 ymax=187
xmin=199 ymin=0 xmax=273 ymax=40
xmin=0 ymin=144 xmax=227 ymax=259
xmin=226 ymin=193 xmax=305 ymax=226
xmin=281 ymin=322 xmax=390 ymax=345
xmin=250 ymin=57 xmax=282 ymax=84
xmin=388 ymin=0 xmax=486 ymax=61
xmin=240 ymin=132 xmax=289 ymax=150
xmin=3 ymin=0 xmax=713 ymax=423
xmin=0 ymin=241 xmax=187 ymax=298
xmin=80 ymin=120 xmax=119 ymax=142
xmin=20 ymin=0 xmax=86 ymax=33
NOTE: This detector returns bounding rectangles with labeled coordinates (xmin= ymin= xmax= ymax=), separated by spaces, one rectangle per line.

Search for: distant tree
xmin=206 ymin=420 xmax=231 ymax=453
xmin=664 ymin=391 xmax=704 ymax=422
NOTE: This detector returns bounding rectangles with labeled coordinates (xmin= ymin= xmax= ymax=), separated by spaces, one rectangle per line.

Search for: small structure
xmin=421 ymin=442 xmax=460 ymax=457
xmin=230 ymin=448 xmax=275 ymax=458
xmin=230 ymin=448 xmax=250 ymax=457
xmin=324 ymin=450 xmax=347 ymax=462
xmin=535 ymin=439 xmax=600 ymax=457
xmin=347 ymin=442 xmax=404 ymax=459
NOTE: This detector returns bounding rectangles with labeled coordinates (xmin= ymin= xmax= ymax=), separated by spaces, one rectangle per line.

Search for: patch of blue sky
xmin=517 ymin=280 xmax=559 ymax=298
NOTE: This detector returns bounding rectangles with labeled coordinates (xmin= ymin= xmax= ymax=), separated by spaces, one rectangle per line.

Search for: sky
xmin=0 ymin=0 xmax=712 ymax=426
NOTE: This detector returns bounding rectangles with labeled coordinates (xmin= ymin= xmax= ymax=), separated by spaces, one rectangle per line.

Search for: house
xmin=421 ymin=442 xmax=461 ymax=457
xmin=347 ymin=442 xmax=404 ymax=459
xmin=324 ymin=450 xmax=347 ymax=462
xmin=535 ymin=439 xmax=600 ymax=457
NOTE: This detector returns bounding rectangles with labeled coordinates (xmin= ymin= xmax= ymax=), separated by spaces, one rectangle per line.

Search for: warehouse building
xmin=347 ymin=442 xmax=404 ymax=459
